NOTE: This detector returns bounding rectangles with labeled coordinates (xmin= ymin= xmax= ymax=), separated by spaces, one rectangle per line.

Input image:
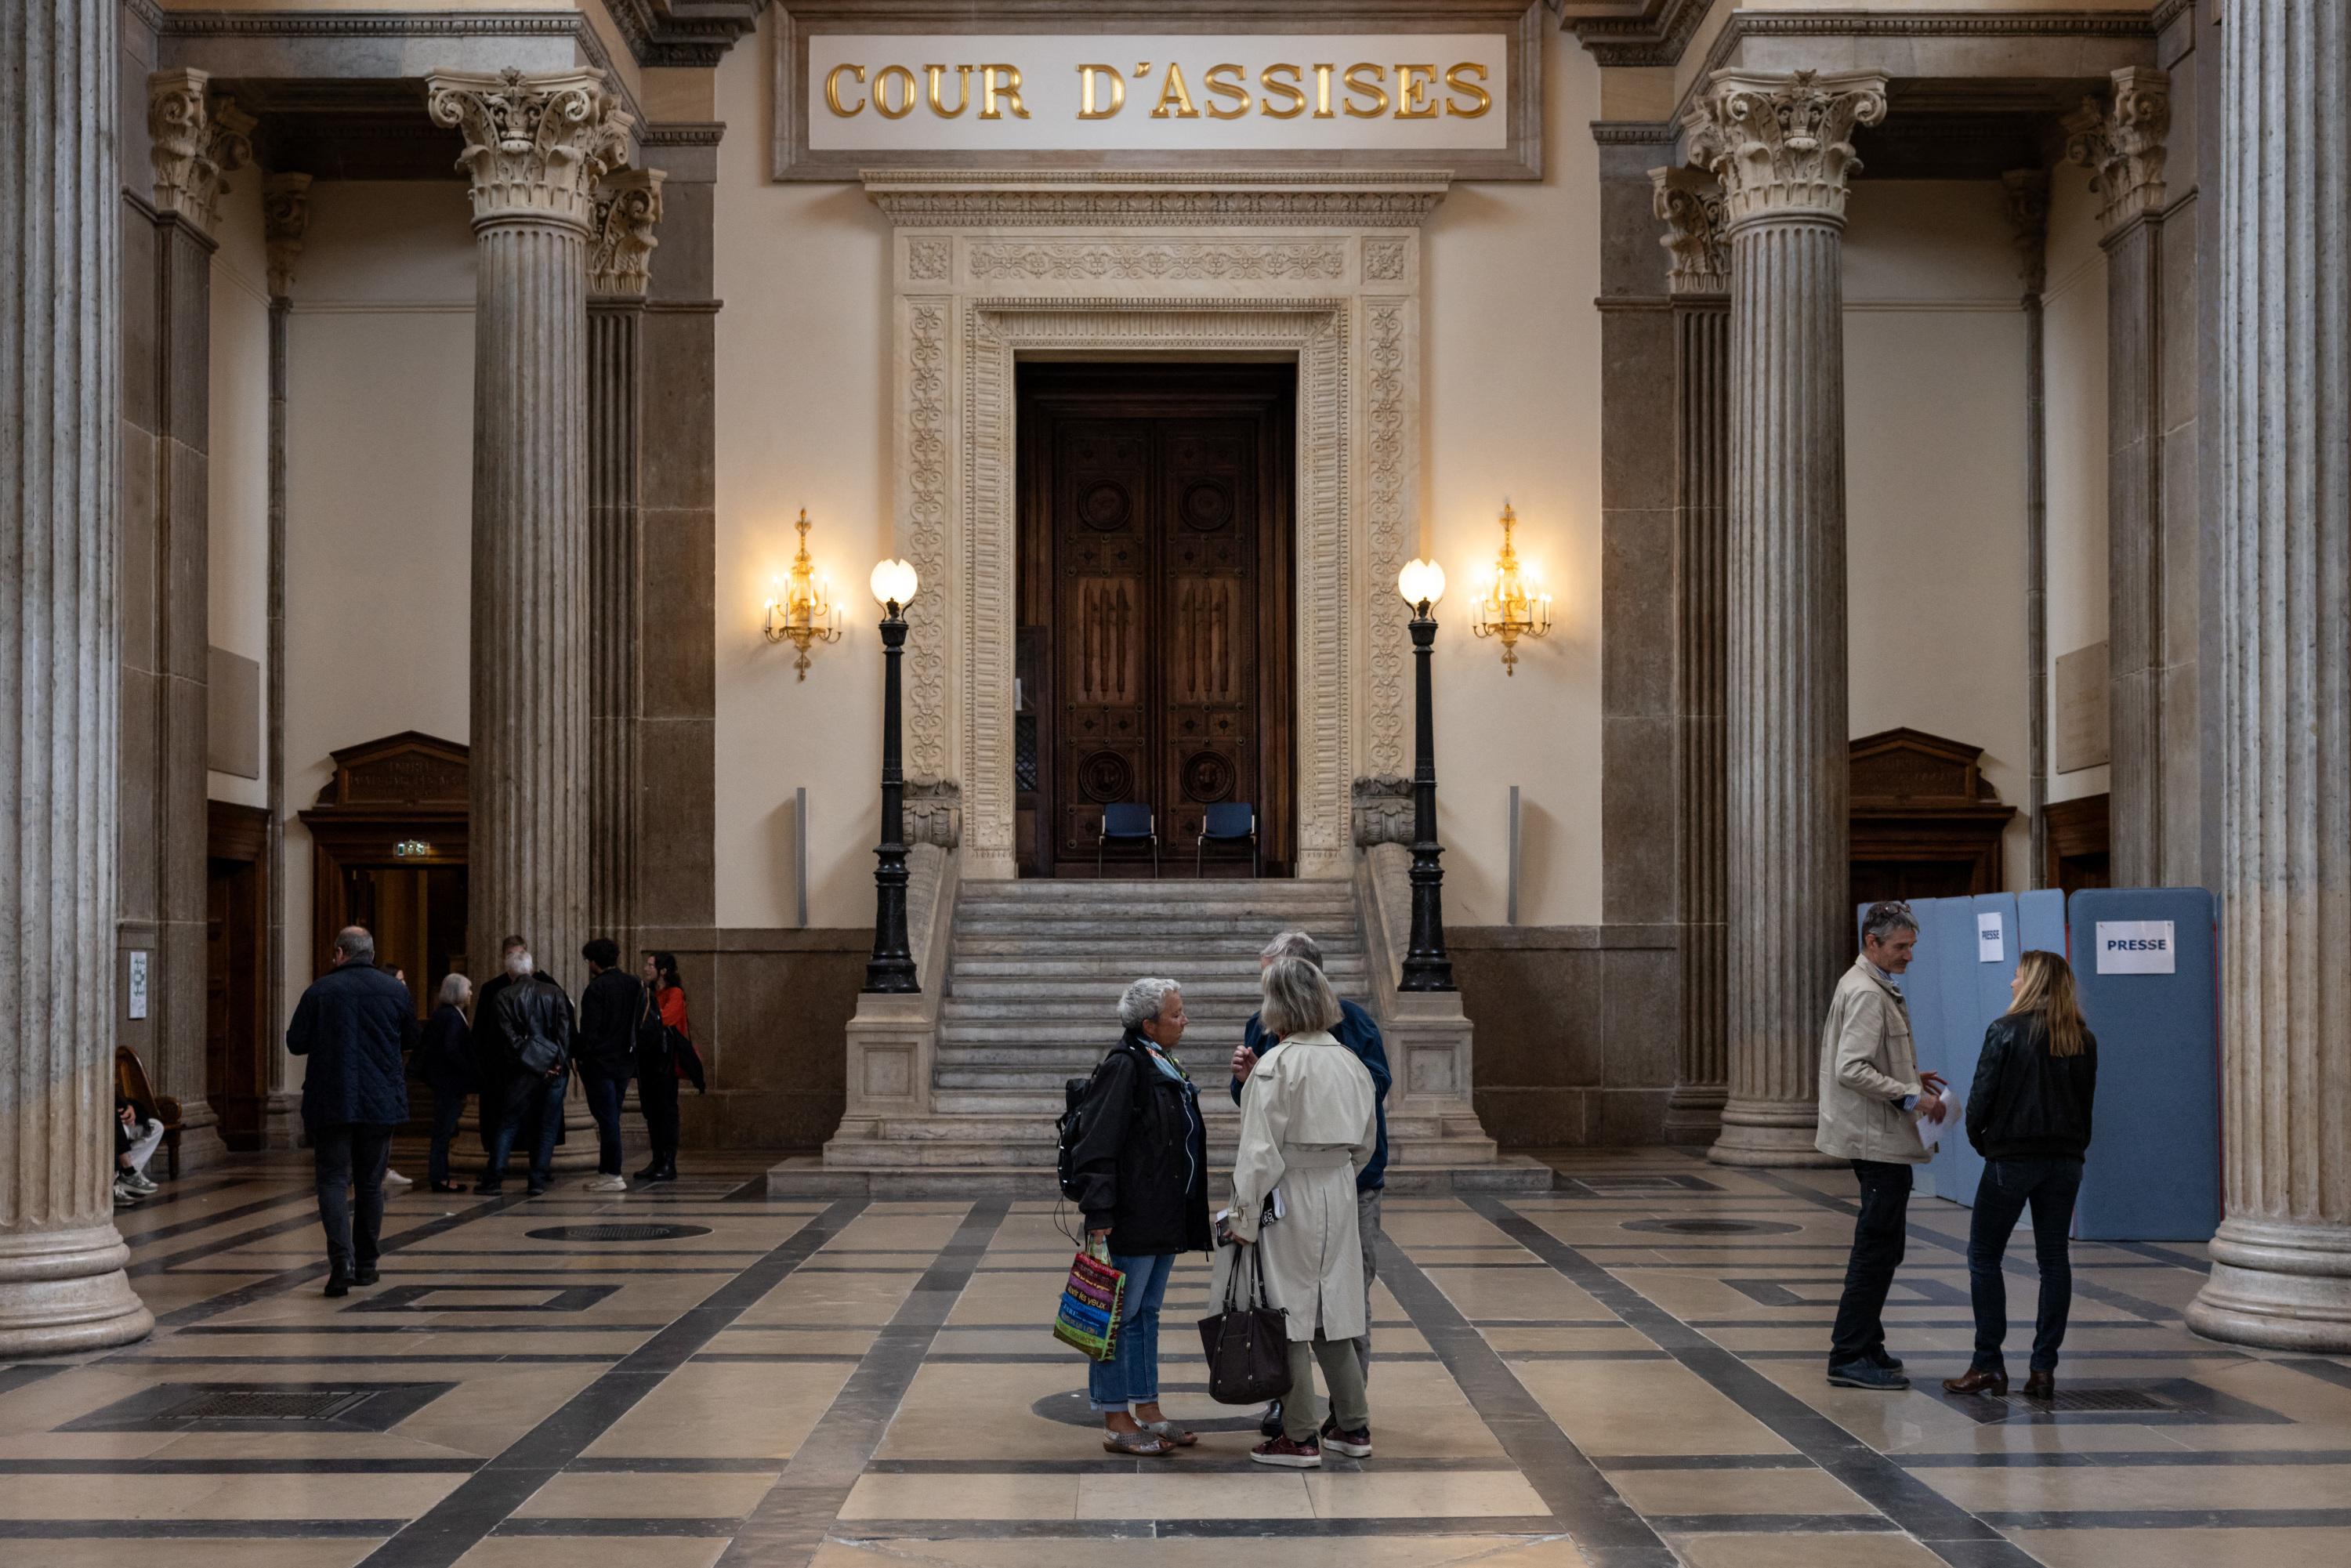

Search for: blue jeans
xmin=1969 ymin=1155 xmax=2085 ymax=1374
xmin=487 ymin=1071 xmax=567 ymax=1189
xmin=580 ymin=1066 xmax=628 ymax=1175
xmin=1089 ymin=1251 xmax=1176 ymax=1413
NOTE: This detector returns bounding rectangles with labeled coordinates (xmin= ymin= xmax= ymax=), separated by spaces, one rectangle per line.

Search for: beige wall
xmin=1844 ymin=180 xmax=2033 ymax=887
xmin=2041 ymin=159 xmax=2112 ymax=806
xmin=208 ymin=173 xmax=272 ymax=809
xmin=280 ymin=182 xmax=476 ymax=1020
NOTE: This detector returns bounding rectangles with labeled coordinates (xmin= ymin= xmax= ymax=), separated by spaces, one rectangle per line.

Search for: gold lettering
xmin=1076 ymin=63 xmax=1125 ymax=118
xmin=980 ymin=63 xmax=1030 ymax=120
xmin=1258 ymin=63 xmax=1306 ymax=119
xmin=824 ymin=63 xmax=866 ymax=117
xmin=1202 ymin=63 xmax=1249 ymax=119
xmin=925 ymin=63 xmax=971 ymax=117
xmin=1342 ymin=63 xmax=1389 ymax=118
xmin=872 ymin=63 xmax=916 ymax=119
xmin=1444 ymin=61 xmax=1492 ymax=118
xmin=1313 ymin=63 xmax=1335 ymax=118
xmin=1150 ymin=61 xmax=1200 ymax=119
xmin=1393 ymin=63 xmax=1440 ymax=119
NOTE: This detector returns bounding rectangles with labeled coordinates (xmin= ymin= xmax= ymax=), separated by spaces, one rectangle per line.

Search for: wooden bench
xmin=114 ymin=1045 xmax=184 ymax=1180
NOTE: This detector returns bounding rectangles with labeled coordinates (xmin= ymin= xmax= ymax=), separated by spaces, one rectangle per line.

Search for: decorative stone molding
xmin=1565 ymin=0 xmax=1717 ymax=69
xmin=589 ymin=168 xmax=665 ymax=297
xmin=1364 ymin=300 xmax=1410 ymax=774
xmin=1353 ymin=775 xmax=1414 ymax=848
xmin=262 ymin=172 xmax=311 ymax=301
xmin=904 ymin=777 xmax=963 ymax=851
xmin=966 ymin=241 xmax=1346 ymax=284
xmin=147 ymin=68 xmax=252 ymax=237
xmin=906 ymin=238 xmax=951 ymax=281
xmin=426 ymin=67 xmax=635 ymax=231
xmin=864 ymin=169 xmax=1451 ymax=230
xmin=2065 ymin=67 xmax=2172 ymax=234
xmin=1650 ymin=166 xmax=1730 ymax=295
xmin=1683 ymin=70 xmax=1889 ymax=229
xmin=604 ymin=0 xmax=761 ymax=67
xmin=2001 ymin=168 xmax=2051 ymax=295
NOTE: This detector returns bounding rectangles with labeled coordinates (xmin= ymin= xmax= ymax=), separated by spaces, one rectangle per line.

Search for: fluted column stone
xmin=2 ymin=0 xmax=155 ymax=1354
xmin=1654 ymin=167 xmax=1730 ymax=1142
xmin=2186 ymin=1 xmax=2351 ymax=1352
xmin=260 ymin=172 xmax=310 ymax=1148
xmin=2003 ymin=171 xmax=2052 ymax=887
xmin=1686 ymin=70 xmax=1887 ymax=1167
xmin=427 ymin=69 xmax=632 ymax=1005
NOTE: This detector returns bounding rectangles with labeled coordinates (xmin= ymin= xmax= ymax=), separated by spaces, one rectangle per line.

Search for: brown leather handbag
xmin=1196 ymin=1242 xmax=1291 ymax=1404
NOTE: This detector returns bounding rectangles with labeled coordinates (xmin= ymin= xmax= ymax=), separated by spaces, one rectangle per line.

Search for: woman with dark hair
xmin=1944 ymin=949 xmax=2099 ymax=1400
xmin=634 ymin=951 xmax=691 ymax=1182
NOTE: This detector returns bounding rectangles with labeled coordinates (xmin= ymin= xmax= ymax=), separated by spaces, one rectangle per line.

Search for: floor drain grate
xmin=524 ymin=1223 xmax=714 ymax=1243
xmin=162 ymin=1389 xmax=371 ymax=1422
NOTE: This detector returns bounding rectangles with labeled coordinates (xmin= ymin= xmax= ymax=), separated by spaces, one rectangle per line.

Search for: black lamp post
xmin=1397 ymin=559 xmax=1456 ymax=991
xmin=863 ymin=558 xmax=920 ymax=994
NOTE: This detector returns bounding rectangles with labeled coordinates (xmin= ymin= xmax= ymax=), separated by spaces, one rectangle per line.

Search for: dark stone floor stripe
xmin=715 ymin=1199 xmax=1009 ymax=1568
xmin=1979 ymin=1508 xmax=2351 ymax=1530
xmin=121 ymin=1189 xmax=319 ymax=1254
xmin=109 ymin=1353 xmax=621 ymax=1366
xmin=862 ymin=1455 xmax=1518 ymax=1475
xmin=112 ymin=1175 xmax=266 ymax=1216
xmin=1592 ymin=1454 xmax=1818 ymax=1471
xmin=1646 ymin=1512 xmax=1896 ymax=1534
xmin=1376 ymin=1229 xmax=1679 ymax=1568
xmin=2284 ymin=1357 xmax=2351 ymax=1392
xmin=354 ymin=1198 xmax=864 ymax=1568
xmin=0 ymin=1458 xmax=481 ymax=1474
xmin=1900 ymin=1447 xmax=2351 ymax=1468
xmin=0 ymin=1363 xmax=69 ymax=1398
xmin=828 ymin=1516 xmax=1568 ymax=1540
xmin=1469 ymin=1195 xmax=2039 ymax=1568
xmin=0 ymin=1520 xmax=404 ymax=1538
xmin=176 ymin=1321 xmax=664 ymax=1336
xmin=128 ymin=1209 xmax=342 ymax=1279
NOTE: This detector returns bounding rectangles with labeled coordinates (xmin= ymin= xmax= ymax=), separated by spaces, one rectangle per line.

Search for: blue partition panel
xmin=2067 ymin=888 xmax=2221 ymax=1242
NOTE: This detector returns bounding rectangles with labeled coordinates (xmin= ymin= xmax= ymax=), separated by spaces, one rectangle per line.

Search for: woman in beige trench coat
xmin=1227 ymin=957 xmax=1378 ymax=1468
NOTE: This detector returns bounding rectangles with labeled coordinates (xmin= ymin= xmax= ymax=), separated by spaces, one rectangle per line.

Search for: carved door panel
xmin=1157 ymin=423 xmax=1257 ymax=850
xmin=1052 ymin=422 xmax=1152 ymax=857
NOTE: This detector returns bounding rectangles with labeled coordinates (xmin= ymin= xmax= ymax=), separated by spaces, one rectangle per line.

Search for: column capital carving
xmin=263 ymin=172 xmax=313 ymax=302
xmin=147 ymin=67 xmax=253 ymax=237
xmin=2064 ymin=67 xmax=2171 ymax=233
xmin=426 ymin=67 xmax=635 ymax=232
xmin=589 ymin=168 xmax=666 ymax=297
xmin=1682 ymin=69 xmax=1888 ymax=229
xmin=1650 ymin=166 xmax=1729 ymax=296
xmin=2001 ymin=168 xmax=2051 ymax=295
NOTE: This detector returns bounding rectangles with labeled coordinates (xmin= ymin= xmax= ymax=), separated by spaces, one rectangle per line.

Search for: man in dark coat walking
xmin=286 ymin=925 xmax=418 ymax=1295
xmin=575 ymin=938 xmax=643 ymax=1192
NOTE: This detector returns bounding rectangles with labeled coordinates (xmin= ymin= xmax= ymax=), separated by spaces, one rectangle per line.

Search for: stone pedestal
xmin=1 ymin=0 xmax=155 ymax=1356
xmin=1685 ymin=71 xmax=1887 ymax=1167
xmin=2186 ymin=2 xmax=2351 ymax=1352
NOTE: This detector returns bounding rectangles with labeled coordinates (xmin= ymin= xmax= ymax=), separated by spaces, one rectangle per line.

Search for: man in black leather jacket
xmin=478 ymin=943 xmax=574 ymax=1197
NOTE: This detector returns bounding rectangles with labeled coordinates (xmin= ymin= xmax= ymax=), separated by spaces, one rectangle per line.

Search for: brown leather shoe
xmin=1942 ymin=1368 xmax=2009 ymax=1396
xmin=2022 ymin=1370 xmax=2056 ymax=1400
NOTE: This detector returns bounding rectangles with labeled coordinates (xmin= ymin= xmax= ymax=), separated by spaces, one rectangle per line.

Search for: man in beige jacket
xmin=1816 ymin=901 xmax=1947 ymax=1391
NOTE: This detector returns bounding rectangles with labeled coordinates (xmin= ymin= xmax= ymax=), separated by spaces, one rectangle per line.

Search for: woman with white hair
xmin=417 ymin=972 xmax=476 ymax=1193
xmin=1229 ymin=956 xmax=1378 ymax=1468
xmin=1067 ymin=976 xmax=1212 ymax=1457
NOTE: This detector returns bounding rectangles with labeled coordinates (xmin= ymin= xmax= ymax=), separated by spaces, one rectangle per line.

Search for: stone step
xmin=938 ymin=992 xmax=1328 ymax=1016
xmin=952 ymin=919 xmax=1356 ymax=940
xmin=949 ymin=953 xmax=1364 ymax=976
xmin=771 ymin=1155 xmax=1558 ymax=1197
xmin=936 ymin=1022 xmax=1264 ymax=1044
xmin=958 ymin=879 xmax=1351 ymax=898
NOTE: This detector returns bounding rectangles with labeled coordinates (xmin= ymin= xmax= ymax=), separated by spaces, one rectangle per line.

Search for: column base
xmin=262 ymin=1093 xmax=302 ymax=1151
xmin=0 ymin=1222 xmax=154 ymax=1357
xmin=2186 ymin=1216 xmax=2351 ymax=1353
xmin=1708 ymin=1099 xmax=1842 ymax=1167
xmin=1665 ymin=1083 xmax=1726 ymax=1144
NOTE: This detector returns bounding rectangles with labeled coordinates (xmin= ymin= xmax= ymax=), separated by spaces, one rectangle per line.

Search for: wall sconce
xmin=1469 ymin=501 xmax=1552 ymax=675
xmin=763 ymin=509 xmax=843 ymax=679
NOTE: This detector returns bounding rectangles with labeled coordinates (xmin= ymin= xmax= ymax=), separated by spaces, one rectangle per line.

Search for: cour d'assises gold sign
xmin=771 ymin=3 xmax=1545 ymax=182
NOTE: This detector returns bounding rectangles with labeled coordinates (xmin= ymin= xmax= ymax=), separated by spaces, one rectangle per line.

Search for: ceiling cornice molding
xmin=860 ymin=168 xmax=1451 ymax=229
xmin=603 ymin=1 xmax=765 ymax=69
xmin=1563 ymin=5 xmax=2164 ymax=72
xmin=1559 ymin=0 xmax=1716 ymax=70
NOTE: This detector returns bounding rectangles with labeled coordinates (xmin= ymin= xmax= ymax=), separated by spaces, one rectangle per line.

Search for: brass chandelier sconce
xmin=763 ymin=509 xmax=843 ymax=679
xmin=1469 ymin=501 xmax=1552 ymax=675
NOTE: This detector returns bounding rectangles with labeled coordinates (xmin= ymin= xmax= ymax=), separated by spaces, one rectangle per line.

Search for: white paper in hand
xmin=1915 ymin=1087 xmax=1962 ymax=1154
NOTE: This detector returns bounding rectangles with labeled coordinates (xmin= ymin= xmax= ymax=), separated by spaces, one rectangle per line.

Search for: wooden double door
xmin=1016 ymin=364 xmax=1295 ymax=877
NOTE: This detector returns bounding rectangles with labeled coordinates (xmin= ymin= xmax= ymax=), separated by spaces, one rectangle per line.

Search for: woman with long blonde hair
xmin=1943 ymin=949 xmax=2098 ymax=1400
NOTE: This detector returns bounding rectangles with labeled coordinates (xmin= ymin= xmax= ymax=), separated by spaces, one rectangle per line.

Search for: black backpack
xmin=1055 ymin=1044 xmax=1143 ymax=1203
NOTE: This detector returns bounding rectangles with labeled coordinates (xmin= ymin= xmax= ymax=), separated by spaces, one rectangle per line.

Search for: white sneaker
xmin=584 ymin=1174 xmax=628 ymax=1193
xmin=124 ymin=1171 xmax=159 ymax=1196
xmin=112 ymin=1179 xmax=144 ymax=1208
xmin=383 ymin=1169 xmax=414 ymax=1187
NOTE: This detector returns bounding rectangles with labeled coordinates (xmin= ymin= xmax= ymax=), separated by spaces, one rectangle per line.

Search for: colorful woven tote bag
xmin=1052 ymin=1236 xmax=1126 ymax=1361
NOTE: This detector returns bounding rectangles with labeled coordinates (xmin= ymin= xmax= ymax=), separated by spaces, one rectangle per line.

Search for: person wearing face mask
xmin=478 ymin=942 xmax=574 ymax=1197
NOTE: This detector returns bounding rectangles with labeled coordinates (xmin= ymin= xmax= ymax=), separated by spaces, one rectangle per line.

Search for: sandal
xmin=1102 ymin=1428 xmax=1175 ymax=1457
xmin=1138 ymin=1419 xmax=1197 ymax=1447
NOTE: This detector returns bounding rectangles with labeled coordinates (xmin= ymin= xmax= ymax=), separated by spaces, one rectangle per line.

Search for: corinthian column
xmin=2186 ymin=2 xmax=2351 ymax=1352
xmin=1653 ymin=167 xmax=1731 ymax=1143
xmin=427 ymin=69 xmax=632 ymax=1001
xmin=1685 ymin=70 xmax=1887 ymax=1166
xmin=2 ymin=0 xmax=154 ymax=1354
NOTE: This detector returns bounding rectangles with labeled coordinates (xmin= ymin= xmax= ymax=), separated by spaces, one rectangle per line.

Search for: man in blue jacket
xmin=1231 ymin=929 xmax=1391 ymax=1435
xmin=286 ymin=925 xmax=418 ymax=1296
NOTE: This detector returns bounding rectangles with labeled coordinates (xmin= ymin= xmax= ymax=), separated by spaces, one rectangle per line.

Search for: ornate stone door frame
xmin=868 ymin=170 xmax=1448 ymax=879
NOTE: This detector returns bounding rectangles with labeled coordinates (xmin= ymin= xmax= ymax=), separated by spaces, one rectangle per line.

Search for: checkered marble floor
xmin=4 ymin=1149 xmax=2349 ymax=1567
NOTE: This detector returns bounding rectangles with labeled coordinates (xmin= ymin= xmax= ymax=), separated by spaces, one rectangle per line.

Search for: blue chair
xmin=1196 ymin=802 xmax=1258 ymax=878
xmin=1097 ymin=803 xmax=1157 ymax=878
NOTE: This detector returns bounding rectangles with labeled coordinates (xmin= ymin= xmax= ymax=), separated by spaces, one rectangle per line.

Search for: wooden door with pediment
xmin=1016 ymin=364 xmax=1295 ymax=877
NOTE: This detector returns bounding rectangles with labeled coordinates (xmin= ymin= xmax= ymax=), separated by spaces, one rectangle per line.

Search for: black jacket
xmin=415 ymin=1003 xmax=475 ymax=1094
xmin=1069 ymin=1030 xmax=1212 ymax=1256
xmin=491 ymin=973 xmax=575 ymax=1077
xmin=473 ymin=972 xmax=517 ymax=1083
xmin=577 ymin=968 xmax=645 ymax=1076
xmin=1966 ymin=1012 xmax=2098 ymax=1161
xmin=287 ymin=958 xmax=418 ymax=1130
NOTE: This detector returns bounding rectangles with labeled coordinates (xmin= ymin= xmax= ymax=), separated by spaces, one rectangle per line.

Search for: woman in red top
xmin=635 ymin=951 xmax=694 ymax=1182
